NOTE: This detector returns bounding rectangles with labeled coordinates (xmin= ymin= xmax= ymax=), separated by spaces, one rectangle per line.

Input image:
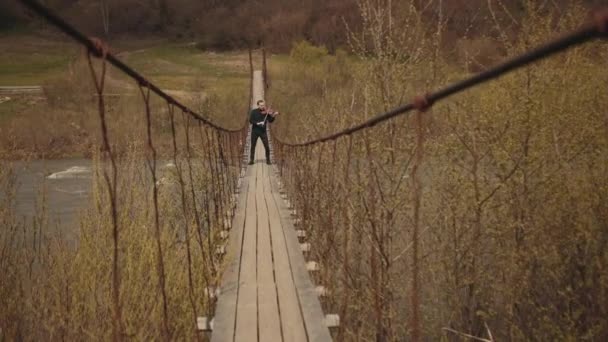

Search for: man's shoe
xmin=266 ymin=160 xmax=272 ymax=165
xmin=248 ymin=161 xmax=254 ymax=165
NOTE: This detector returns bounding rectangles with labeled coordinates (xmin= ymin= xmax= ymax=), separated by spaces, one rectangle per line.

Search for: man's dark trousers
xmin=250 ymin=129 xmax=270 ymax=163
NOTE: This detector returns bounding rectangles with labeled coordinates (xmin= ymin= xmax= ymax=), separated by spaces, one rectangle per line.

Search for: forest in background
xmin=3 ymin=0 xmax=606 ymax=54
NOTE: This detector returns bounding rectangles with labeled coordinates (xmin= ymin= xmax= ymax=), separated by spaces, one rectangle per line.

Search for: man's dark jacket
xmin=249 ymin=108 xmax=275 ymax=134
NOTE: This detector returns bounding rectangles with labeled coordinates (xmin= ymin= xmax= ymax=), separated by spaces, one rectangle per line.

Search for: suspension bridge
xmin=207 ymin=70 xmax=334 ymax=341
xmin=11 ymin=0 xmax=608 ymax=341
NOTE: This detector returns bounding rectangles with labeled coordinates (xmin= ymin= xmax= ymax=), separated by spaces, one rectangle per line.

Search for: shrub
xmin=289 ymin=41 xmax=329 ymax=64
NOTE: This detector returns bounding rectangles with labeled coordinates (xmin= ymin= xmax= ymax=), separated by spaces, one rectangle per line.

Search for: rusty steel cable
xmin=273 ymin=11 xmax=607 ymax=146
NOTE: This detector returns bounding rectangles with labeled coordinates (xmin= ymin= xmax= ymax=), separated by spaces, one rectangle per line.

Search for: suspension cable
xmin=275 ymin=10 xmax=607 ymax=147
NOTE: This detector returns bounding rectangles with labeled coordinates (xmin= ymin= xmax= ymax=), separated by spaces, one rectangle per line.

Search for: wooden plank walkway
xmin=210 ymin=71 xmax=332 ymax=342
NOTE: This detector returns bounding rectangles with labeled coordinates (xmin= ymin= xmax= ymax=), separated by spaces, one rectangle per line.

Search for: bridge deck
xmin=211 ymin=71 xmax=331 ymax=342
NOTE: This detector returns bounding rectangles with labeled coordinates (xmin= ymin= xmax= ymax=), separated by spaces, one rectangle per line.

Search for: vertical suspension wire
xmin=360 ymin=129 xmax=383 ymax=341
xmin=338 ymin=134 xmax=354 ymax=341
xmin=219 ymin=132 xmax=232 ymax=229
xmin=322 ymin=140 xmax=339 ymax=285
xmin=302 ymin=146 xmax=313 ymax=224
xmin=224 ymin=133 xmax=235 ymax=198
xmin=220 ymin=132 xmax=232 ymax=213
xmin=167 ymin=103 xmax=199 ymax=334
xmin=262 ymin=44 xmax=269 ymax=90
xmin=229 ymin=132 xmax=239 ymax=210
xmin=293 ymin=147 xmax=300 ymax=211
xmin=277 ymin=143 xmax=284 ymax=177
xmin=215 ymin=131 xmax=230 ymax=218
xmin=409 ymin=110 xmax=425 ymax=342
xmin=231 ymin=132 xmax=240 ymax=207
xmin=248 ymin=47 xmax=254 ymax=108
xmin=228 ymin=133 xmax=237 ymax=196
xmin=199 ymin=123 xmax=218 ymax=284
xmin=85 ymin=45 xmax=124 ymax=342
xmin=181 ymin=112 xmax=211 ymax=315
xmin=286 ymin=145 xmax=292 ymax=195
xmin=312 ymin=144 xmax=325 ymax=280
xmin=138 ymin=85 xmax=170 ymax=339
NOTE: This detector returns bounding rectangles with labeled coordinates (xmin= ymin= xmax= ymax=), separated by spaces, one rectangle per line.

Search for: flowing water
xmin=8 ymin=158 xmax=223 ymax=235
xmin=10 ymin=159 xmax=93 ymax=234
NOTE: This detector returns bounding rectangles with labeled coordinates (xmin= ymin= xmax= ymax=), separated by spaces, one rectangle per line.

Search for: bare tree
xmin=100 ymin=0 xmax=110 ymax=37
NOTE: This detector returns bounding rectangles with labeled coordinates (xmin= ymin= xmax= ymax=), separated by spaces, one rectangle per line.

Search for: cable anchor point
xmin=88 ymin=37 xmax=109 ymax=58
xmin=413 ymin=94 xmax=433 ymax=112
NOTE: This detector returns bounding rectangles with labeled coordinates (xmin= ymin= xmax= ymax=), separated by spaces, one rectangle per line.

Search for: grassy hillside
xmin=0 ymin=35 xmax=251 ymax=89
xmin=0 ymin=34 xmax=75 ymax=86
xmin=0 ymin=34 xmax=266 ymax=158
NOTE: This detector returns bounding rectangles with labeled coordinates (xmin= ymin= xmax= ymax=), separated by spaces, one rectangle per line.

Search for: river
xmin=9 ymin=159 xmax=93 ymax=234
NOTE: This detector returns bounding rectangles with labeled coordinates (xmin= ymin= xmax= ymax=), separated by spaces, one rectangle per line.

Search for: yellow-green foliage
xmin=290 ymin=41 xmax=329 ymax=64
xmin=271 ymin=1 xmax=608 ymax=340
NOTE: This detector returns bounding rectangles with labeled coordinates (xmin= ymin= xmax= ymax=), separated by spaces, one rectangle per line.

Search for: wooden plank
xmin=268 ymin=170 xmax=333 ymax=342
xmin=211 ymin=168 xmax=251 ymax=342
xmin=264 ymin=164 xmax=308 ymax=342
xmin=252 ymin=71 xmax=265 ymax=105
xmin=256 ymin=163 xmax=283 ymax=341
xmin=234 ymin=163 xmax=259 ymax=341
xmin=214 ymin=139 xmax=270 ymax=342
